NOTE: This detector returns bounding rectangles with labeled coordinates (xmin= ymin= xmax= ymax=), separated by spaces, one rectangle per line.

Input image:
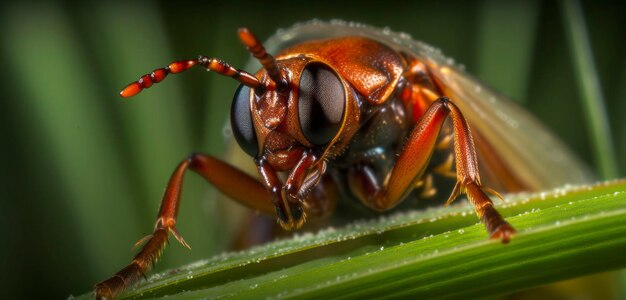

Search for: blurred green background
xmin=0 ymin=0 xmax=623 ymax=299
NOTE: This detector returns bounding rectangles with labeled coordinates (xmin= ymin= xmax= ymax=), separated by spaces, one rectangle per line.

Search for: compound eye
xmin=298 ymin=63 xmax=345 ymax=146
xmin=231 ymin=84 xmax=258 ymax=157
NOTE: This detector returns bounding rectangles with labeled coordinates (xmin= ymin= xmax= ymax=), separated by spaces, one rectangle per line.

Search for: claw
xmin=484 ymin=186 xmax=505 ymax=203
xmin=169 ymin=227 xmax=191 ymax=250
xmin=489 ymin=222 xmax=516 ymax=244
xmin=94 ymin=284 xmax=113 ymax=300
xmin=444 ymin=181 xmax=462 ymax=206
xmin=132 ymin=234 xmax=153 ymax=250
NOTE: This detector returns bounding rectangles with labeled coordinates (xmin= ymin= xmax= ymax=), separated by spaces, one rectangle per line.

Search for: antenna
xmin=237 ymin=27 xmax=288 ymax=92
xmin=120 ymin=56 xmax=261 ymax=98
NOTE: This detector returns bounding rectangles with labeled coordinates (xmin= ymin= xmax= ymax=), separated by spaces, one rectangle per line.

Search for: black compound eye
xmin=298 ymin=63 xmax=345 ymax=146
xmin=231 ymin=84 xmax=258 ymax=157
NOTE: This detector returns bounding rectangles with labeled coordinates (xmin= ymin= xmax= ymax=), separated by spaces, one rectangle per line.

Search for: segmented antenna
xmin=237 ymin=27 xmax=288 ymax=92
xmin=120 ymin=56 xmax=261 ymax=98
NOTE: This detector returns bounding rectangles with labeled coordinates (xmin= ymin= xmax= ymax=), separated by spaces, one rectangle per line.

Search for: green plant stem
xmin=560 ymin=0 xmax=618 ymax=179
xmin=78 ymin=180 xmax=626 ymax=299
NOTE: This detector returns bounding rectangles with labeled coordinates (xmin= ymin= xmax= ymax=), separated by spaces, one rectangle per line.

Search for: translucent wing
xmin=255 ymin=20 xmax=593 ymax=192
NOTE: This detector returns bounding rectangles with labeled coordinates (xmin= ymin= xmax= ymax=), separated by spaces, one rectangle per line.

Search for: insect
xmin=94 ymin=20 xmax=591 ymax=299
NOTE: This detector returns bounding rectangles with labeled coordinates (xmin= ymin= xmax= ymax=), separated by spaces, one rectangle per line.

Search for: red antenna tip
xmin=120 ymin=82 xmax=142 ymax=98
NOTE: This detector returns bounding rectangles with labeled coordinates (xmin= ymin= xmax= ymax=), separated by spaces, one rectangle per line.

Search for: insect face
xmin=231 ymin=56 xmax=352 ymax=230
xmin=226 ymin=30 xmax=357 ymax=230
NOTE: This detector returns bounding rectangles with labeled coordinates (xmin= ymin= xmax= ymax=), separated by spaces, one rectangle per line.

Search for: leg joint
xmin=187 ymin=152 xmax=203 ymax=161
xmin=437 ymin=96 xmax=450 ymax=105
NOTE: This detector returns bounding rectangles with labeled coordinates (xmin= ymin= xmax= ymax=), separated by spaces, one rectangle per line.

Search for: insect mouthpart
xmin=257 ymin=148 xmax=326 ymax=231
xmin=275 ymin=197 xmax=307 ymax=230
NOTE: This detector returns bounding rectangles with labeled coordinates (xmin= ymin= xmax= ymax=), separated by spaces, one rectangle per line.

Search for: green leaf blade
xmin=78 ymin=180 xmax=626 ymax=299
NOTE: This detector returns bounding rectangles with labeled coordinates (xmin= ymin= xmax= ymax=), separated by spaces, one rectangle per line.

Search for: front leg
xmin=94 ymin=153 xmax=274 ymax=299
xmin=349 ymin=97 xmax=515 ymax=242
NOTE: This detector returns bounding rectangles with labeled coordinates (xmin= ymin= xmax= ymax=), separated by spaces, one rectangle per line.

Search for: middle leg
xmin=348 ymin=97 xmax=515 ymax=242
